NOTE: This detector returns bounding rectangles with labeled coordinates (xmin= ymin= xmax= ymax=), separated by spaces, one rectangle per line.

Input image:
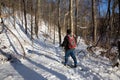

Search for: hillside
xmin=0 ymin=11 xmax=120 ymax=80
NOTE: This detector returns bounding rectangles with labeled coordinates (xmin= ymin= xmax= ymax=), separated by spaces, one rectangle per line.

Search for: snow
xmin=0 ymin=10 xmax=120 ymax=80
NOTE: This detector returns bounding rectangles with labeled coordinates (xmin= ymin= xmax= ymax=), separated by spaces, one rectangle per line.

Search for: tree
xmin=92 ymin=0 xmax=97 ymax=43
xmin=75 ymin=0 xmax=78 ymax=41
xmin=69 ymin=0 xmax=74 ymax=34
xmin=119 ymin=0 xmax=120 ymax=37
xmin=34 ymin=0 xmax=39 ymax=38
xmin=12 ymin=1 xmax=16 ymax=29
xmin=23 ymin=0 xmax=27 ymax=34
xmin=0 ymin=0 xmax=1 ymax=17
xmin=58 ymin=0 xmax=61 ymax=45
xmin=30 ymin=1 xmax=33 ymax=40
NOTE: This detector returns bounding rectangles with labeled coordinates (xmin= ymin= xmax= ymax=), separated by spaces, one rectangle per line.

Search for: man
xmin=61 ymin=29 xmax=77 ymax=68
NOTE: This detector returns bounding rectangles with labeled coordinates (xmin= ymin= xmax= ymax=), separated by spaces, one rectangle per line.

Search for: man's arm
xmin=61 ymin=36 xmax=67 ymax=47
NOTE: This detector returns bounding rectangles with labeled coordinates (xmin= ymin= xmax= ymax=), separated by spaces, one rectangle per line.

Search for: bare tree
xmin=92 ymin=0 xmax=97 ymax=43
xmin=69 ymin=0 xmax=74 ymax=34
xmin=20 ymin=0 xmax=24 ymax=27
xmin=53 ymin=23 xmax=56 ymax=44
xmin=12 ymin=1 xmax=16 ymax=29
xmin=58 ymin=0 xmax=61 ymax=44
xmin=119 ymin=0 xmax=120 ymax=37
xmin=75 ymin=0 xmax=78 ymax=41
xmin=30 ymin=1 xmax=33 ymax=40
xmin=0 ymin=0 xmax=1 ymax=17
xmin=34 ymin=0 xmax=39 ymax=38
xmin=23 ymin=0 xmax=27 ymax=34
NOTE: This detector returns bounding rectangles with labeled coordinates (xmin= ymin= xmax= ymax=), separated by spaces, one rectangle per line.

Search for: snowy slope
xmin=0 ymin=10 xmax=120 ymax=80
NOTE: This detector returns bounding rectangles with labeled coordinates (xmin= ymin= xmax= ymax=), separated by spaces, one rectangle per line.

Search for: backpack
xmin=67 ymin=35 xmax=76 ymax=49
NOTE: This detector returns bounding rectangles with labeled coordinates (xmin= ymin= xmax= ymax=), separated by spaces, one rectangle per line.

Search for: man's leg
xmin=64 ymin=50 xmax=70 ymax=65
xmin=70 ymin=50 xmax=77 ymax=67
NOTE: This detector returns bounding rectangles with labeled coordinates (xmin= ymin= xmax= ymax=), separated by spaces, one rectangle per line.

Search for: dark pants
xmin=65 ymin=49 xmax=77 ymax=66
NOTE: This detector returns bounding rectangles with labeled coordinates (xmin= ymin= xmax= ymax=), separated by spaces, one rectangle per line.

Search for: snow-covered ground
xmin=0 ymin=10 xmax=120 ymax=80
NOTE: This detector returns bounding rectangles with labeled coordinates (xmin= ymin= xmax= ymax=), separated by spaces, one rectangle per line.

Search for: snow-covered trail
xmin=0 ymin=44 xmax=81 ymax=80
xmin=0 ymin=39 xmax=120 ymax=80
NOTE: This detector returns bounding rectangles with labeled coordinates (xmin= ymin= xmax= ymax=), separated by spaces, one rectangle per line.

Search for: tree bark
xmin=12 ymin=1 xmax=16 ymax=29
xmin=0 ymin=0 xmax=1 ymax=17
xmin=31 ymin=3 xmax=33 ymax=40
xmin=92 ymin=0 xmax=97 ymax=43
xmin=23 ymin=0 xmax=27 ymax=34
xmin=75 ymin=0 xmax=78 ymax=42
xmin=69 ymin=0 xmax=74 ymax=34
xmin=118 ymin=0 xmax=120 ymax=38
xmin=63 ymin=12 xmax=69 ymax=33
xmin=118 ymin=41 xmax=120 ymax=59
xmin=58 ymin=0 xmax=61 ymax=45
xmin=53 ymin=25 xmax=55 ymax=44
xmin=35 ymin=0 xmax=39 ymax=38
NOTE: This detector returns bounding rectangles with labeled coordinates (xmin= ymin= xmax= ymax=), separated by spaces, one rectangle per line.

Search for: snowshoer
xmin=60 ymin=29 xmax=77 ymax=68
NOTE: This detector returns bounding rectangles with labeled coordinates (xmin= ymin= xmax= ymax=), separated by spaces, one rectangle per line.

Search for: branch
xmin=2 ymin=19 xmax=26 ymax=58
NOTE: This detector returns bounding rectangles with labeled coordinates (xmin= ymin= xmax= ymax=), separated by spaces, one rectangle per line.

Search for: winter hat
xmin=67 ymin=29 xmax=71 ymax=34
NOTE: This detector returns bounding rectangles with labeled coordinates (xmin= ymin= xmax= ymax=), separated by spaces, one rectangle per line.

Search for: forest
xmin=0 ymin=0 xmax=120 ymax=47
xmin=0 ymin=0 xmax=120 ymax=80
xmin=0 ymin=0 xmax=119 ymax=62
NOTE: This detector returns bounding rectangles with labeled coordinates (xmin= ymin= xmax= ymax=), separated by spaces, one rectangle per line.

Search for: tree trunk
xmin=58 ymin=0 xmax=61 ymax=45
xmin=0 ymin=0 xmax=1 ymax=17
xmin=106 ymin=0 xmax=111 ymax=48
xmin=31 ymin=3 xmax=33 ymax=40
xmin=118 ymin=41 xmax=120 ymax=59
xmin=53 ymin=25 xmax=55 ymax=44
xmin=63 ymin=12 xmax=69 ymax=33
xmin=38 ymin=0 xmax=40 ymax=21
xmin=23 ymin=0 xmax=27 ymax=34
xmin=48 ymin=3 xmax=50 ymax=33
xmin=92 ymin=0 xmax=97 ymax=43
xmin=69 ymin=0 xmax=74 ymax=34
xmin=20 ymin=0 xmax=24 ymax=27
xmin=12 ymin=1 xmax=16 ymax=29
xmin=118 ymin=0 xmax=120 ymax=39
xmin=75 ymin=0 xmax=78 ymax=41
xmin=35 ymin=0 xmax=39 ymax=38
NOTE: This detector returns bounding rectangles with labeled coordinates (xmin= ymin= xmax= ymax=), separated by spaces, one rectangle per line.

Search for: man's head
xmin=67 ymin=29 xmax=71 ymax=34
